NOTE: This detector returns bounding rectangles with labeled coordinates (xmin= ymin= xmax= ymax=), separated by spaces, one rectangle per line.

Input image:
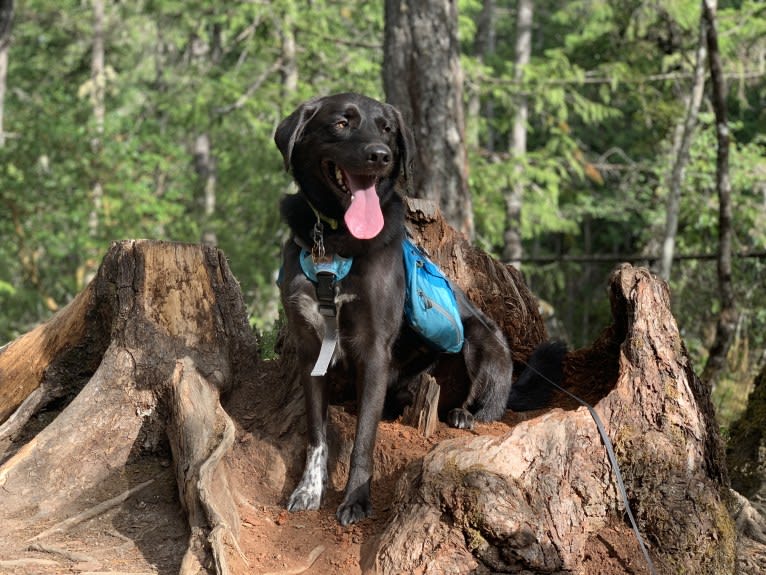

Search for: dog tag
xmin=311 ymin=315 xmax=338 ymax=376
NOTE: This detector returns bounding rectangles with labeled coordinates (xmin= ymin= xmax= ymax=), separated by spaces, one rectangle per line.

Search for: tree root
xmin=27 ymin=478 xmax=156 ymax=543
xmin=0 ymin=379 xmax=64 ymax=445
xmin=27 ymin=542 xmax=99 ymax=564
xmin=169 ymin=357 xmax=243 ymax=575
xmin=732 ymin=489 xmax=766 ymax=545
xmin=261 ymin=545 xmax=326 ymax=575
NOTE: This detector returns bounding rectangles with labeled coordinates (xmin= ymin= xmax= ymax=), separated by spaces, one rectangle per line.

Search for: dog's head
xmin=275 ymin=93 xmax=414 ymax=240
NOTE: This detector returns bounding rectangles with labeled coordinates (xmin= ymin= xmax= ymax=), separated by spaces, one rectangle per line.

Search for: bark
xmin=659 ymin=13 xmax=707 ymax=281
xmin=0 ymin=240 xmax=257 ymax=574
xmin=383 ymin=0 xmax=474 ymax=238
xmin=0 ymin=0 xmax=11 ymax=148
xmin=364 ymin=264 xmax=735 ymax=574
xmin=503 ymin=0 xmax=533 ymax=268
xmin=700 ymin=0 xmax=738 ymax=390
xmin=280 ymin=11 xmax=297 ymax=98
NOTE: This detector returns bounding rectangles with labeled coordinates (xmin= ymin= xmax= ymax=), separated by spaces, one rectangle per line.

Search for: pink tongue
xmin=343 ymin=175 xmax=384 ymax=239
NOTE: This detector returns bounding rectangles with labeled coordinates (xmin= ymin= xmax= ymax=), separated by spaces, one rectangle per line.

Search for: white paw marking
xmin=287 ymin=441 xmax=328 ymax=512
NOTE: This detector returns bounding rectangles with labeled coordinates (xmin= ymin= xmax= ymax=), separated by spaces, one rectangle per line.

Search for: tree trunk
xmin=659 ymin=12 xmax=707 ymax=281
xmin=700 ymin=0 xmax=738 ymax=391
xmin=503 ymin=0 xmax=533 ymax=268
xmin=88 ymin=0 xmax=105 ymax=245
xmin=279 ymin=10 xmax=298 ymax=99
xmin=0 ymin=0 xmax=11 ymax=148
xmin=466 ymin=0 xmax=496 ymax=152
xmin=0 ymin=203 xmax=752 ymax=574
xmin=194 ymin=132 xmax=218 ymax=246
xmin=193 ymin=24 xmax=222 ymax=248
xmin=383 ymin=0 xmax=474 ymax=239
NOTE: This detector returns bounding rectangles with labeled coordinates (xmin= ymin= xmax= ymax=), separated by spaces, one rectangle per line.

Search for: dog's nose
xmin=365 ymin=144 xmax=391 ymax=167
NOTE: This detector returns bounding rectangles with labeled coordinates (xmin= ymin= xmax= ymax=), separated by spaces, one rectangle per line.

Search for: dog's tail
xmin=507 ymin=341 xmax=567 ymax=411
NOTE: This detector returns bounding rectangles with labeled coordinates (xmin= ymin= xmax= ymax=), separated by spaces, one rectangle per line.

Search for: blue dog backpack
xmin=402 ymin=237 xmax=464 ymax=353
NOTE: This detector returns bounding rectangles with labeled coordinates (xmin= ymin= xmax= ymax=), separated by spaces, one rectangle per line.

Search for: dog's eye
xmin=335 ymin=119 xmax=349 ymax=129
xmin=382 ymin=125 xmax=392 ymax=133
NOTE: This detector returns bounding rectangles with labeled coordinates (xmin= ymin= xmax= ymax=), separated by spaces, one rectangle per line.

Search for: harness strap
xmin=311 ymin=314 xmax=338 ymax=377
xmin=310 ymin=271 xmax=340 ymax=376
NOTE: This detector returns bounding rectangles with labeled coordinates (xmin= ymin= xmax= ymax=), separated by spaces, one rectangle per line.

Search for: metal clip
xmin=311 ymin=219 xmax=326 ymax=262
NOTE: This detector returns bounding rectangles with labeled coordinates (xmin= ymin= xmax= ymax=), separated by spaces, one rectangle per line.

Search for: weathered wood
xmin=0 ymin=282 xmax=107 ymax=425
xmin=362 ymin=264 xmax=735 ymax=575
xmin=402 ymin=374 xmax=440 ymax=437
xmin=0 ymin=240 xmax=258 ymax=574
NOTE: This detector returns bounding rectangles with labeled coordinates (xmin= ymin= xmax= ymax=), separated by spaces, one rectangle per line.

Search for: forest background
xmin=0 ymin=0 xmax=764 ymax=428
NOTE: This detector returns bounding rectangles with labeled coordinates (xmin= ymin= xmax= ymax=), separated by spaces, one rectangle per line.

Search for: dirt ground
xmin=0 ymin=399 xmax=667 ymax=575
xmin=2 ymin=395 xmax=765 ymax=575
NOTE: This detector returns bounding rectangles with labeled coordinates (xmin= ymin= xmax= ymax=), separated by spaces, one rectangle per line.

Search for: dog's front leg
xmin=288 ymin=371 xmax=329 ymax=512
xmin=336 ymin=351 xmax=389 ymax=526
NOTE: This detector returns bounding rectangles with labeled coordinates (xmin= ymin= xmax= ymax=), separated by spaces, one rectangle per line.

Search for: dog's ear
xmin=274 ymin=98 xmax=323 ymax=172
xmin=388 ymin=104 xmax=415 ymax=183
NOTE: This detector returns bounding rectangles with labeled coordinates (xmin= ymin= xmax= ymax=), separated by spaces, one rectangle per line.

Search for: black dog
xmin=275 ymin=93 xmax=517 ymax=525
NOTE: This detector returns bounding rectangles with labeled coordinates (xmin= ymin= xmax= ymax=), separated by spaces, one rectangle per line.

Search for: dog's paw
xmin=447 ymin=408 xmax=475 ymax=430
xmin=336 ymin=482 xmax=373 ymax=526
xmin=287 ymin=483 xmax=322 ymax=512
xmin=336 ymin=498 xmax=372 ymax=526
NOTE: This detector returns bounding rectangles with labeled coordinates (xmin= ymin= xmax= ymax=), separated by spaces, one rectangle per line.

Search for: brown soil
xmin=229 ymin=410 xmax=512 ymax=575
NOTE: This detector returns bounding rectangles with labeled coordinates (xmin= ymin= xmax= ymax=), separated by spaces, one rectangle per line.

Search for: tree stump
xmin=363 ymin=264 xmax=735 ymax=575
xmin=0 ymin=240 xmax=257 ymax=574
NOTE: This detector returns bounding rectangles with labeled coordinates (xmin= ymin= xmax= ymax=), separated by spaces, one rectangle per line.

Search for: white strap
xmin=311 ymin=314 xmax=338 ymax=376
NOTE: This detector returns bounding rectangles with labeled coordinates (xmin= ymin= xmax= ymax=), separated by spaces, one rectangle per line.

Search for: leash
xmin=455 ymin=291 xmax=658 ymax=575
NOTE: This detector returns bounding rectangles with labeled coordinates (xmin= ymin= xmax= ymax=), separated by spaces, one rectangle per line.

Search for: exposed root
xmin=0 ymin=557 xmax=61 ymax=568
xmin=201 ymin=405 xmax=248 ymax=572
xmin=733 ymin=490 xmax=766 ymax=545
xmin=27 ymin=478 xmax=156 ymax=543
xmin=169 ymin=357 xmax=242 ymax=575
xmin=27 ymin=542 xmax=99 ymax=563
xmin=0 ymin=382 xmax=60 ymax=445
xmin=261 ymin=545 xmax=326 ymax=575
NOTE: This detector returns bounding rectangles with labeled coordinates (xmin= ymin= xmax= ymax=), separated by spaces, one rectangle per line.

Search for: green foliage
xmin=0 ymin=0 xmax=385 ymax=340
xmin=1 ymin=0 xmax=764 ymax=427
